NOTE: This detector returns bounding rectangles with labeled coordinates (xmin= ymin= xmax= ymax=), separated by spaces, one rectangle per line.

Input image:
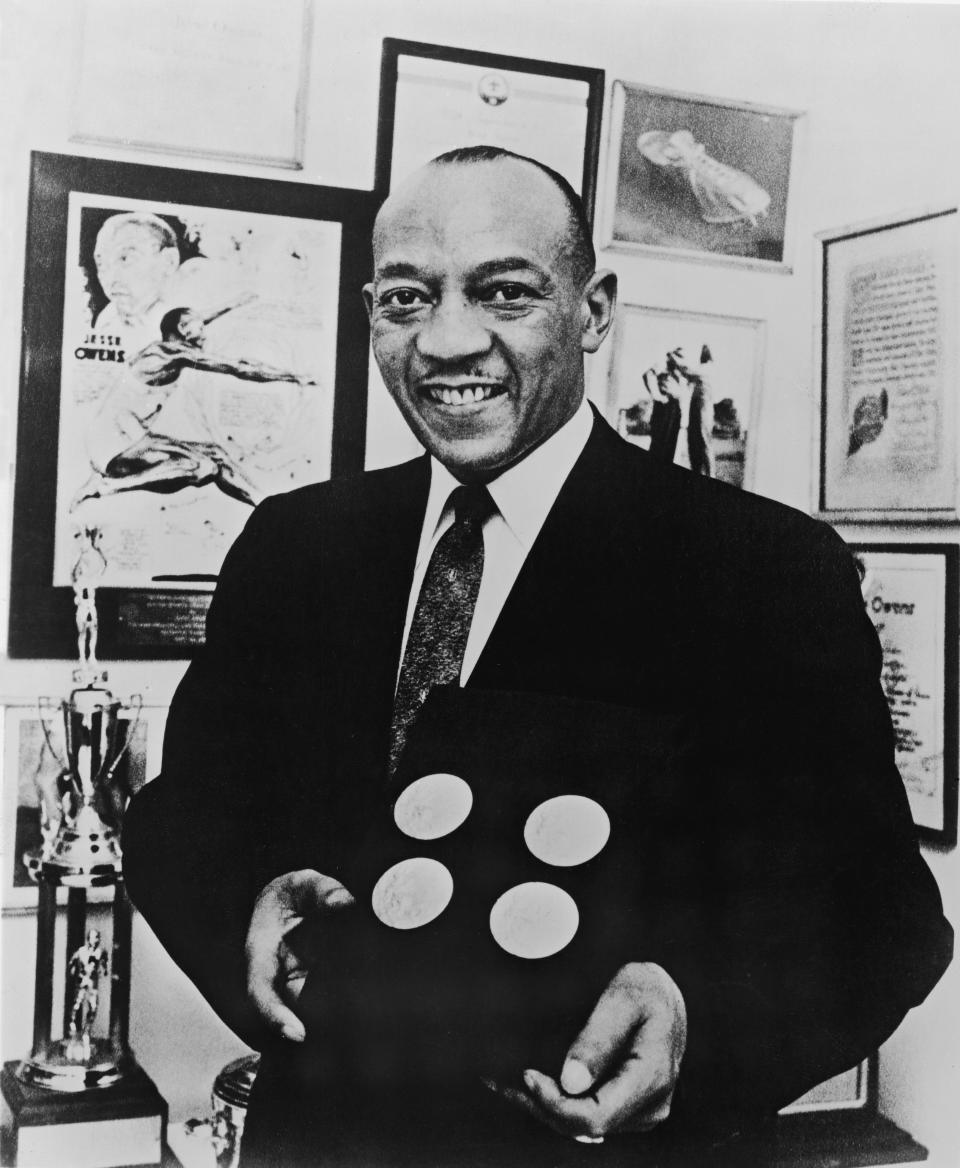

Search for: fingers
xmin=559 ymin=966 xmax=643 ymax=1095
xmin=491 ymin=963 xmax=687 ymax=1140
xmin=246 ymin=930 xmax=306 ymax=1042
xmin=245 ymin=870 xmax=356 ymax=1041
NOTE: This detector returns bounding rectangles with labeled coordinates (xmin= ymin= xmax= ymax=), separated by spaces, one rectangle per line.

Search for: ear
xmin=579 ymin=269 xmax=617 ymax=354
xmin=361 ymin=282 xmax=376 ymax=323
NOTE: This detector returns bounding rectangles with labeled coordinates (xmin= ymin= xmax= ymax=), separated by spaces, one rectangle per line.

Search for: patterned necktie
xmin=388 ymin=482 xmax=495 ymax=775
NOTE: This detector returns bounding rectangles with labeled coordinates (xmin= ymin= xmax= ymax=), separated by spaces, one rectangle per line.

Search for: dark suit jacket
xmin=123 ymin=412 xmax=951 ymax=1166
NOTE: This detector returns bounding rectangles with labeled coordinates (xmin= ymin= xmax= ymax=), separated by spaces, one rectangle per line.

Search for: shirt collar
xmin=422 ymin=396 xmax=593 ymax=555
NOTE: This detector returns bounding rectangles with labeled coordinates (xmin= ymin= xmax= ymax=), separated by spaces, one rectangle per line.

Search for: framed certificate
xmin=375 ymin=39 xmax=604 ymax=222
xmin=8 ymin=152 xmax=376 ymax=659
xmin=71 ymin=0 xmax=313 ymax=169
xmin=849 ymin=543 xmax=959 ymax=845
xmin=818 ymin=208 xmax=959 ymax=520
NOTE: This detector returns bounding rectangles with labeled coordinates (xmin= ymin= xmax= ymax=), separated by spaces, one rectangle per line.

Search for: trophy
xmin=1 ymin=529 xmax=167 ymax=1167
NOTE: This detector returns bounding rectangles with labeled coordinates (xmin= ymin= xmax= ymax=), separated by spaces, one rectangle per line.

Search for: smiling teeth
xmin=430 ymin=386 xmax=497 ymax=405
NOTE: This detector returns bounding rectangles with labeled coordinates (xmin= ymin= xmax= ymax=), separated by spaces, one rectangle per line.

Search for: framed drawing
xmin=848 ymin=544 xmax=958 ymax=845
xmin=71 ymin=0 xmax=313 ymax=169
xmin=1 ymin=703 xmax=165 ymax=914
xmin=606 ymin=305 xmax=765 ymax=491
xmin=375 ymin=39 xmax=604 ymax=221
xmin=8 ymin=152 xmax=376 ymax=659
xmin=604 ymin=81 xmax=803 ymax=271
xmin=818 ymin=208 xmax=959 ymax=520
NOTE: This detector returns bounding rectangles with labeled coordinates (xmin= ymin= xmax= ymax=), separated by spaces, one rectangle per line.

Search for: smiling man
xmin=124 ymin=148 xmax=951 ymax=1168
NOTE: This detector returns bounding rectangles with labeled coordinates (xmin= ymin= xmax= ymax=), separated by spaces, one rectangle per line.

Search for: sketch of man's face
xmin=94 ymin=221 xmax=179 ymax=325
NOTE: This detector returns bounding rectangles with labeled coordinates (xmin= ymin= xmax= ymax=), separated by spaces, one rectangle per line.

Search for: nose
xmin=415 ymin=297 xmax=492 ymax=363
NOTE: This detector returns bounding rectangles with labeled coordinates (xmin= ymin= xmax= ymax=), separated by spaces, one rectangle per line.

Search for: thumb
xmin=245 ymin=938 xmax=306 ymax=1042
xmin=560 ymin=966 xmax=649 ymax=1095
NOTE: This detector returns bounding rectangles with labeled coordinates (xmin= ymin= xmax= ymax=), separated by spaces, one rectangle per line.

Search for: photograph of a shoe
xmin=606 ymin=82 xmax=803 ymax=269
xmin=637 ymin=129 xmax=771 ymax=227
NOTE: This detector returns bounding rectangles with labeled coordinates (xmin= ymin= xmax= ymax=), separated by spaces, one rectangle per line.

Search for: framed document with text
xmin=71 ymin=0 xmax=313 ymax=168
xmin=819 ymin=208 xmax=959 ymax=521
xmin=375 ymin=39 xmax=604 ymax=222
xmin=8 ymin=152 xmax=376 ymax=659
xmin=849 ymin=544 xmax=958 ymax=845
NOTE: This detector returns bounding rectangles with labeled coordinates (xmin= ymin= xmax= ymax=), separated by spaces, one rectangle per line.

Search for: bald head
xmin=374 ymin=150 xmax=595 ymax=289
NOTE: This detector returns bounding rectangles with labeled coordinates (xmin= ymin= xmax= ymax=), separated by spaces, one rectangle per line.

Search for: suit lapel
xmin=469 ymin=414 xmax=658 ymax=698
xmin=331 ymin=456 xmax=430 ymax=781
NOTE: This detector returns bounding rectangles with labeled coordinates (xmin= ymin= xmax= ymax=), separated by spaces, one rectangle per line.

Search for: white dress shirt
xmin=398 ymin=397 xmax=593 ymax=685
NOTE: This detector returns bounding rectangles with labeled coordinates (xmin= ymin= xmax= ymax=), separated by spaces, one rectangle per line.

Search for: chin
xmin=428 ymin=438 xmax=514 ymax=482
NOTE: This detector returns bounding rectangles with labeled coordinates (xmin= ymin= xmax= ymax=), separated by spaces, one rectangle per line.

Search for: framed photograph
xmin=606 ymin=305 xmax=765 ymax=491
xmin=848 ymin=544 xmax=959 ymax=845
xmin=818 ymin=208 xmax=959 ymax=521
xmin=8 ymin=152 xmax=376 ymax=659
xmin=71 ymin=0 xmax=313 ymax=169
xmin=1 ymin=703 xmax=166 ymax=914
xmin=375 ymin=39 xmax=604 ymax=221
xmin=604 ymin=81 xmax=804 ymax=271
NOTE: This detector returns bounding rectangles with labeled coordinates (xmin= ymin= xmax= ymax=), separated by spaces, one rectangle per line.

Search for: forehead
xmin=373 ymin=159 xmax=573 ymax=276
xmin=96 ymin=223 xmax=162 ymax=258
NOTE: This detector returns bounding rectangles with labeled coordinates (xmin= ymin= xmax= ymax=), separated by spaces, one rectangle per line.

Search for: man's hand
xmin=487 ymin=962 xmax=687 ymax=1140
xmin=245 ymin=869 xmax=355 ymax=1042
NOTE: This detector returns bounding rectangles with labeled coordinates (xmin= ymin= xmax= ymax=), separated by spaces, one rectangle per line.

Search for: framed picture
xmin=848 ymin=544 xmax=959 ymax=845
xmin=818 ymin=208 xmax=959 ymax=521
xmin=606 ymin=304 xmax=765 ymax=491
xmin=8 ymin=152 xmax=376 ymax=659
xmin=1 ymin=703 xmax=166 ymax=914
xmin=604 ymin=81 xmax=804 ymax=271
xmin=375 ymin=39 xmax=604 ymax=221
xmin=71 ymin=0 xmax=313 ymax=169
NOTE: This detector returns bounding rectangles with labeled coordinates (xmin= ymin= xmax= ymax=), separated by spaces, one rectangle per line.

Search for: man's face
xmin=364 ymin=159 xmax=614 ymax=481
xmin=94 ymin=223 xmax=178 ymax=324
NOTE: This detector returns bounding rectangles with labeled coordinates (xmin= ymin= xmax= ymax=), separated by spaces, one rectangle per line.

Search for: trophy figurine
xmin=1 ymin=528 xmax=167 ymax=1167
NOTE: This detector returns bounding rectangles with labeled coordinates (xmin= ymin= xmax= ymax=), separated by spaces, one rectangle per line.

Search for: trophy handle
xmin=99 ymin=694 xmax=144 ymax=789
xmin=37 ymin=697 xmax=68 ymax=773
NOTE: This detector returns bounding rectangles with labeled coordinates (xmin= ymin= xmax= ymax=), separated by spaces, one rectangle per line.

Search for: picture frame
xmin=374 ymin=39 xmax=605 ymax=222
xmin=817 ymin=208 xmax=959 ymax=521
xmin=70 ymin=0 xmax=313 ymax=170
xmin=606 ymin=304 xmax=766 ymax=492
xmin=847 ymin=544 xmax=959 ymax=846
xmin=1 ymin=703 xmax=166 ymax=914
xmin=8 ymin=151 xmax=376 ymax=659
xmin=603 ymin=81 xmax=804 ymax=271
xmin=779 ymin=1057 xmax=874 ymax=1117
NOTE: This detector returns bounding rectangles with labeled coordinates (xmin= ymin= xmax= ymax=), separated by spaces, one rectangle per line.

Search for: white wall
xmin=1 ymin=0 xmax=957 ymax=1158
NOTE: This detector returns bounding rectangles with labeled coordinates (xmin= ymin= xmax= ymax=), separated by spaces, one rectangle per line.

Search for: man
xmin=72 ymin=304 xmax=315 ymax=510
xmin=92 ymin=212 xmax=182 ymax=352
xmin=123 ymin=148 xmax=951 ymax=1167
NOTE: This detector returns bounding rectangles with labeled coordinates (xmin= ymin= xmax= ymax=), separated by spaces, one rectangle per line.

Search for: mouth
xmin=419 ymin=383 xmax=507 ymax=407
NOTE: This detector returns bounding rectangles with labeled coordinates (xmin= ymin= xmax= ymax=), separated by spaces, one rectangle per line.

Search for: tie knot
xmin=450 ymin=483 xmax=495 ymax=528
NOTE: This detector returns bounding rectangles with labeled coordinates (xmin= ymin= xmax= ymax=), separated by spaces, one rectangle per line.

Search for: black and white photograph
xmin=607 ymin=305 xmax=764 ymax=490
xmin=604 ymin=81 xmax=803 ymax=270
xmin=1 ymin=4 xmax=958 ymax=1168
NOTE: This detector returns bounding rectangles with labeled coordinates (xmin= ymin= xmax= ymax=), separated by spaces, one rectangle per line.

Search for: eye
xmin=377 ymin=287 xmax=431 ymax=309
xmin=480 ymin=283 xmax=532 ymax=304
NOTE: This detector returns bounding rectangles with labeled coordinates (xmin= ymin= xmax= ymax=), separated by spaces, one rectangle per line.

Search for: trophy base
xmin=1 ymin=1059 xmax=166 ymax=1168
xmin=16 ymin=1038 xmax=127 ymax=1092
